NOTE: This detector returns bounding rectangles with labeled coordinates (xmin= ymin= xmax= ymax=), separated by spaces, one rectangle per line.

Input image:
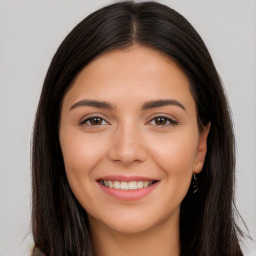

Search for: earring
xmin=192 ymin=173 xmax=198 ymax=194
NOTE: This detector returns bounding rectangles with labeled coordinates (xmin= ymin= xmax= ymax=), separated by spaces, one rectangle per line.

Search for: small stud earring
xmin=192 ymin=173 xmax=198 ymax=194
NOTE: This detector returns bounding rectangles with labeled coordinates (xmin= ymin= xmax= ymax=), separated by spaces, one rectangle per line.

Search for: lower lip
xmin=98 ymin=182 xmax=158 ymax=201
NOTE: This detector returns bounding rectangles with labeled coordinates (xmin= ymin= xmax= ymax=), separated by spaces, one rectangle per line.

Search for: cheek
xmin=61 ymin=130 xmax=107 ymax=169
xmin=148 ymin=129 xmax=198 ymax=187
xmin=59 ymin=130 xmax=109 ymax=194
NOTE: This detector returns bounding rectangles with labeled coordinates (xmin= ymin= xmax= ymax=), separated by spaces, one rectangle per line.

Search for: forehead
xmin=62 ymin=45 xmax=195 ymax=112
xmin=73 ymin=45 xmax=188 ymax=85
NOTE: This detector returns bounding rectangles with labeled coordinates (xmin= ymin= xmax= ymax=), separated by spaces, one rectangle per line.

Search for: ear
xmin=193 ymin=122 xmax=211 ymax=174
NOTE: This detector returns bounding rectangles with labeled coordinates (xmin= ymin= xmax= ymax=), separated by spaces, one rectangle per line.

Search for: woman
xmin=31 ymin=1 xmax=244 ymax=255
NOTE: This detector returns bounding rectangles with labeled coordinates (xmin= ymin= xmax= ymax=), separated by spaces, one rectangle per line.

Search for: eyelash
xmin=80 ymin=116 xmax=109 ymax=126
xmin=148 ymin=116 xmax=179 ymax=126
xmin=79 ymin=115 xmax=179 ymax=127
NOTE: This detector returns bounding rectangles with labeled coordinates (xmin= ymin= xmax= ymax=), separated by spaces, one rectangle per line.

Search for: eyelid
xmin=78 ymin=113 xmax=179 ymax=126
xmin=79 ymin=113 xmax=110 ymax=125
xmin=146 ymin=114 xmax=179 ymax=126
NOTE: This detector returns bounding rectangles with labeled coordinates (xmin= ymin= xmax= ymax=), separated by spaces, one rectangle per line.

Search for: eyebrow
xmin=142 ymin=99 xmax=186 ymax=112
xmin=69 ymin=99 xmax=185 ymax=112
xmin=70 ymin=99 xmax=116 ymax=111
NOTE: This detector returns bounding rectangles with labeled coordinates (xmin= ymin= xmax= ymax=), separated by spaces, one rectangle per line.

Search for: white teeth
xmin=128 ymin=181 xmax=137 ymax=190
xmin=100 ymin=180 xmax=155 ymax=190
xmin=108 ymin=180 xmax=114 ymax=188
xmin=113 ymin=181 xmax=121 ymax=189
xmin=121 ymin=181 xmax=128 ymax=190
xmin=137 ymin=181 xmax=144 ymax=189
xmin=143 ymin=181 xmax=149 ymax=188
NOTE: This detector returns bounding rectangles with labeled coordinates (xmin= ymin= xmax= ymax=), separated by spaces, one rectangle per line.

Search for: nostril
xmin=108 ymin=147 xmax=147 ymax=165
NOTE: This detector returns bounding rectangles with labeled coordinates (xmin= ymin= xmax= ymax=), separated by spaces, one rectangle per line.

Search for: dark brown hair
xmin=32 ymin=1 xmax=244 ymax=255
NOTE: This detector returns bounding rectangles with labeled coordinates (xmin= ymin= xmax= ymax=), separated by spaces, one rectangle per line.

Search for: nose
xmin=108 ymin=123 xmax=147 ymax=166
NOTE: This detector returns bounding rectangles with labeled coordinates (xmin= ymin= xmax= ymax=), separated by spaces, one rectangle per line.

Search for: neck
xmin=89 ymin=211 xmax=180 ymax=256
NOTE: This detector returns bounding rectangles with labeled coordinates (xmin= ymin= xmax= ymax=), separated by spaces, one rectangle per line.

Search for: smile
xmin=99 ymin=180 xmax=156 ymax=190
xmin=97 ymin=176 xmax=159 ymax=201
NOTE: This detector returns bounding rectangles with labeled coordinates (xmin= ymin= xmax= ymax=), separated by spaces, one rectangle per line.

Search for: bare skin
xmin=59 ymin=45 xmax=210 ymax=256
xmin=89 ymin=208 xmax=180 ymax=256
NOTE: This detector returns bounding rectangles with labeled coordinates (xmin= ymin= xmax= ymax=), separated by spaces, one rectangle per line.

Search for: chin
xmin=107 ymin=219 xmax=154 ymax=234
xmin=88 ymin=205 xmax=180 ymax=235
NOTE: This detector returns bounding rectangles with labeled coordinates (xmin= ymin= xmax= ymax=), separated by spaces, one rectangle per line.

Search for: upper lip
xmin=97 ymin=175 xmax=157 ymax=182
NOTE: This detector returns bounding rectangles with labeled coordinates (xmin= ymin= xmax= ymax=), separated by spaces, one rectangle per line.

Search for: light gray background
xmin=0 ymin=0 xmax=255 ymax=255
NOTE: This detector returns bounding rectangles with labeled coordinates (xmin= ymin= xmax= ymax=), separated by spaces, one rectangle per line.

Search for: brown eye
xmin=80 ymin=117 xmax=108 ymax=126
xmin=150 ymin=116 xmax=178 ymax=126
xmin=155 ymin=117 xmax=168 ymax=125
xmin=90 ymin=117 xmax=103 ymax=125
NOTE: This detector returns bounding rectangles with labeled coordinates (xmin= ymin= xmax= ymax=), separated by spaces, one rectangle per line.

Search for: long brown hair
xmin=32 ymin=1 xmax=244 ymax=255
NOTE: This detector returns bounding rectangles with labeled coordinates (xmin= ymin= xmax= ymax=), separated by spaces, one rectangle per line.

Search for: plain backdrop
xmin=0 ymin=0 xmax=255 ymax=255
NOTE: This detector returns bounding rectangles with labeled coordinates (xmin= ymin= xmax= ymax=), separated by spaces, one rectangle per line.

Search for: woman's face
xmin=59 ymin=46 xmax=209 ymax=234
